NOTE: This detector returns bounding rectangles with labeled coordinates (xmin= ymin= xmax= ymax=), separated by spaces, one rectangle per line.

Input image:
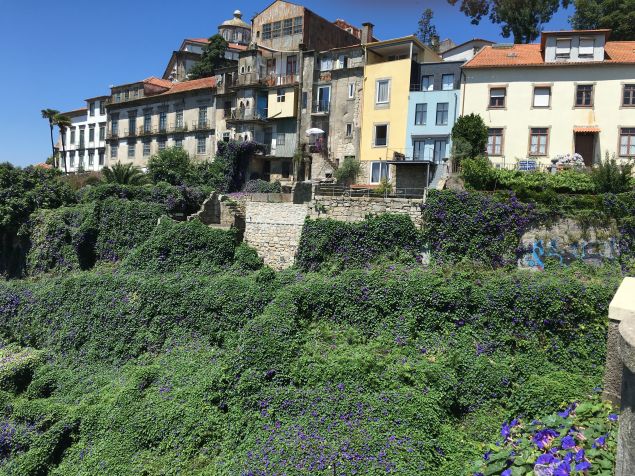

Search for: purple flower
xmin=533 ymin=429 xmax=559 ymax=450
xmin=609 ymin=413 xmax=618 ymax=422
xmin=575 ymin=461 xmax=591 ymax=471
xmin=536 ymin=453 xmax=557 ymax=465
xmin=483 ymin=450 xmax=492 ymax=461
xmin=575 ymin=449 xmax=585 ymax=462
xmin=593 ymin=435 xmax=606 ymax=448
xmin=561 ymin=435 xmax=576 ymax=450
xmin=501 ymin=469 xmax=511 ymax=476
xmin=553 ymin=460 xmax=571 ymax=476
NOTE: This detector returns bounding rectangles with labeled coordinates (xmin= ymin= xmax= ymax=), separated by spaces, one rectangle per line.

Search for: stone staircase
xmin=188 ymin=192 xmax=246 ymax=239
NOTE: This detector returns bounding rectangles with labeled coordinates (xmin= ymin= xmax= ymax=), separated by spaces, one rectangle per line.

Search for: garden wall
xmin=243 ymin=201 xmax=309 ymax=270
xmin=519 ymin=218 xmax=619 ymax=270
xmin=309 ymin=196 xmax=424 ymax=228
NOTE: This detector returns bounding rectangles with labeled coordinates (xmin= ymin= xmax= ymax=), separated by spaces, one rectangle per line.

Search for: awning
xmin=574 ymin=126 xmax=601 ymax=133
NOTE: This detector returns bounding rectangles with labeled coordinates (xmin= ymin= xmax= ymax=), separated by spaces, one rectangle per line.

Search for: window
xmin=99 ymin=101 xmax=105 ymax=115
xmin=487 ymin=128 xmax=504 ymax=156
xmin=88 ymin=150 xmax=94 ymax=166
xmin=370 ymin=162 xmax=390 ymax=183
xmin=277 ymin=132 xmax=286 ymax=147
xmin=415 ymin=103 xmax=427 ymax=125
xmin=158 ymin=137 xmax=166 ymax=151
xmin=197 ymin=135 xmax=206 ymax=154
xmin=348 ymin=83 xmax=355 ymax=99
xmin=128 ymin=141 xmax=135 ymax=158
xmin=579 ymin=38 xmax=594 ymax=57
xmin=421 ymin=75 xmax=433 ymax=91
xmin=442 ymin=74 xmax=454 ymax=91
xmin=89 ymin=126 xmax=95 ymax=142
xmin=89 ymin=102 xmax=95 ymax=116
xmin=302 ymin=91 xmax=308 ymax=110
xmin=576 ymin=84 xmax=593 ymax=107
xmin=286 ymin=55 xmax=297 ymax=75
xmin=262 ymin=23 xmax=271 ymax=40
xmin=489 ymin=88 xmax=506 ymax=108
xmin=374 ymin=124 xmax=388 ymax=147
xmin=413 ymin=140 xmax=428 ymax=161
xmin=174 ymin=137 xmax=183 ymax=149
xmin=70 ymin=128 xmax=76 ymax=144
xmin=317 ymin=86 xmax=330 ymax=112
xmin=529 ymin=128 xmax=549 ymax=156
xmin=533 ymin=86 xmax=551 ymax=108
xmin=124 ymin=90 xmax=129 ymax=101
xmin=70 ymin=152 xmax=76 ymax=168
xmin=293 ymin=16 xmax=303 ymax=34
xmin=345 ymin=123 xmax=353 ymax=137
xmin=111 ymin=114 xmax=119 ymax=136
xmin=176 ymin=110 xmax=184 ymax=128
xmin=129 ymin=116 xmax=137 ymax=135
xmin=436 ymin=103 xmax=449 ymax=126
xmin=110 ymin=144 xmax=118 ymax=158
xmin=281 ymin=160 xmax=291 ymax=178
xmin=79 ymin=129 xmax=85 ymax=148
xmin=376 ymin=79 xmax=390 ymax=105
xmin=99 ymin=125 xmax=105 ymax=141
xmin=142 ymin=140 xmax=151 ymax=156
xmin=277 ymin=89 xmax=286 ymax=103
xmin=98 ymin=151 xmax=105 ymax=166
xmin=115 ymin=92 xmax=121 ymax=103
xmin=272 ymin=21 xmax=281 ymax=38
xmin=620 ymin=128 xmax=635 ymax=157
xmin=144 ymin=112 xmax=152 ymax=132
xmin=623 ymin=85 xmax=635 ymax=107
xmin=159 ymin=112 xmax=167 ymax=131
xmin=320 ymin=57 xmax=333 ymax=71
xmin=283 ymin=18 xmax=292 ymax=36
xmin=556 ymin=39 xmax=571 ymax=58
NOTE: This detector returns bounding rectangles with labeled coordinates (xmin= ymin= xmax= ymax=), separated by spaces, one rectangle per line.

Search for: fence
xmin=315 ymin=184 xmax=428 ymax=200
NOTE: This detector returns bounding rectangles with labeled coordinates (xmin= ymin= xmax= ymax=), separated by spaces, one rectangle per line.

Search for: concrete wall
xmin=461 ymin=64 xmax=635 ymax=166
xmin=603 ymin=278 xmax=635 ymax=475
xmin=243 ymin=200 xmax=309 ymax=270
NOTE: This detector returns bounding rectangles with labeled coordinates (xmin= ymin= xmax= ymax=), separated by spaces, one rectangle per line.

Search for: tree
xmin=187 ymin=34 xmax=230 ymax=80
xmin=147 ymin=147 xmax=192 ymax=185
xmin=416 ymin=8 xmax=439 ymax=49
xmin=571 ymin=0 xmax=635 ymax=40
xmin=447 ymin=0 xmax=571 ymax=43
xmin=451 ymin=114 xmax=489 ymax=162
xmin=101 ymin=163 xmax=148 ymax=185
xmin=54 ymin=114 xmax=72 ymax=175
xmin=41 ymin=109 xmax=60 ymax=168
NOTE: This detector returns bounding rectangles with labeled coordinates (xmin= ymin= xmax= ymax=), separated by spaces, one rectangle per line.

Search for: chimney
xmin=361 ymin=22 xmax=374 ymax=45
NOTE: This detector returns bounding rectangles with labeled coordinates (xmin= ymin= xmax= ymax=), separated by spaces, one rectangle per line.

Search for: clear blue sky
xmin=0 ymin=0 xmax=572 ymax=167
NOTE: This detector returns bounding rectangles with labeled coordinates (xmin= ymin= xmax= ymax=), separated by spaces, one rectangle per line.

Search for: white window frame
xmin=373 ymin=123 xmax=388 ymax=147
xmin=532 ymin=86 xmax=551 ymax=108
xmin=375 ymin=79 xmax=391 ymax=105
xmin=441 ymin=74 xmax=454 ymax=91
xmin=556 ymin=38 xmax=571 ymax=58
xmin=421 ymin=75 xmax=433 ymax=91
xmin=345 ymin=123 xmax=353 ymax=137
xmin=348 ymin=83 xmax=355 ymax=99
xmin=579 ymin=38 xmax=594 ymax=57
xmin=370 ymin=161 xmax=390 ymax=184
xmin=277 ymin=89 xmax=286 ymax=103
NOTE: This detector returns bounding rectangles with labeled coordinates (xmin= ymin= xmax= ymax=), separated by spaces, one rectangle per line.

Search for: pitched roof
xmin=464 ymin=41 xmax=635 ymax=68
xmin=440 ymin=38 xmax=494 ymax=56
xmin=185 ymin=38 xmax=248 ymax=51
xmin=143 ymin=77 xmax=174 ymax=88
xmin=60 ymin=108 xmax=88 ymax=117
xmin=156 ymin=77 xmax=216 ymax=97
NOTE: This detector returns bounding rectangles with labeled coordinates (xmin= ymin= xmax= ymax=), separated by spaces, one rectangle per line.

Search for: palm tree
xmin=53 ymin=114 xmax=72 ymax=174
xmin=41 ymin=108 xmax=59 ymax=168
xmin=101 ymin=162 xmax=148 ymax=185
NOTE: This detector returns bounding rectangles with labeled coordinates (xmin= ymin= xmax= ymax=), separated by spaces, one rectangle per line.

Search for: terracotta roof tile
xmin=574 ymin=126 xmax=601 ymax=133
xmin=155 ymin=77 xmax=216 ymax=97
xmin=143 ymin=77 xmax=174 ymax=88
xmin=464 ymin=41 xmax=635 ymax=68
xmin=186 ymin=38 xmax=248 ymax=51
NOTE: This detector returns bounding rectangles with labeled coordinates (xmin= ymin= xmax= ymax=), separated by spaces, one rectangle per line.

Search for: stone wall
xmin=309 ymin=195 xmax=424 ymax=228
xmin=519 ymin=218 xmax=619 ymax=270
xmin=243 ymin=201 xmax=309 ymax=270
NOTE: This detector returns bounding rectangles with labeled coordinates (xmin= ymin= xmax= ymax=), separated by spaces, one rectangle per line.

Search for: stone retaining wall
xmin=309 ymin=195 xmax=424 ymax=228
xmin=243 ymin=201 xmax=309 ymax=270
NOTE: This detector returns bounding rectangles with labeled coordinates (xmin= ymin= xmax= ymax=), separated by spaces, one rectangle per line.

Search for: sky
xmin=0 ymin=0 xmax=572 ymax=167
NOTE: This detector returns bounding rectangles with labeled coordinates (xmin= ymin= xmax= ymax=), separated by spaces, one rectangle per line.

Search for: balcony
xmin=263 ymin=73 xmax=299 ymax=88
xmin=138 ymin=126 xmax=154 ymax=137
xmin=311 ymin=101 xmax=330 ymax=114
xmin=106 ymin=131 xmax=119 ymax=140
xmin=235 ymin=72 xmax=265 ymax=88
xmin=170 ymin=123 xmax=188 ymax=133
xmin=226 ymin=107 xmax=268 ymax=122
xmin=191 ymin=121 xmax=212 ymax=131
xmin=124 ymin=129 xmax=138 ymax=138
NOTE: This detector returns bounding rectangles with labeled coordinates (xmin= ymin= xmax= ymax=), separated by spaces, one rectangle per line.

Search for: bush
xmin=121 ymin=219 xmax=237 ymax=273
xmin=241 ymin=179 xmax=282 ymax=193
xmin=232 ymin=243 xmax=264 ymax=272
xmin=334 ymin=157 xmax=361 ymax=184
xmin=472 ymin=395 xmax=618 ymax=476
xmin=422 ymin=191 xmax=538 ymax=267
xmin=94 ymin=198 xmax=165 ymax=262
xmin=461 ymin=156 xmax=496 ymax=190
xmin=296 ymin=214 xmax=423 ymax=271
xmin=451 ymin=114 xmax=488 ymax=162
xmin=592 ymin=154 xmax=634 ymax=194
xmin=147 ymin=148 xmax=192 ymax=186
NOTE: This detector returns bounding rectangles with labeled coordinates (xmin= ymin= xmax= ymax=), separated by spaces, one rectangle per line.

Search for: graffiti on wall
xmin=520 ymin=238 xmax=618 ymax=270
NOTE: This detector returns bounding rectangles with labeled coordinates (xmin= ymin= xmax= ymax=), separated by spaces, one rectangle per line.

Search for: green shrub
xmin=592 ymin=153 xmax=634 ymax=193
xmin=122 ymin=219 xmax=237 ymax=273
xmin=241 ymin=179 xmax=282 ymax=193
xmin=232 ymin=243 xmax=264 ymax=272
xmin=147 ymin=147 xmax=192 ymax=186
xmin=333 ymin=157 xmax=361 ymax=184
xmin=26 ymin=204 xmax=98 ymax=275
xmin=0 ymin=345 xmax=44 ymax=394
xmin=296 ymin=213 xmax=423 ymax=271
xmin=451 ymin=113 xmax=488 ymax=161
xmin=461 ymin=156 xmax=496 ymax=190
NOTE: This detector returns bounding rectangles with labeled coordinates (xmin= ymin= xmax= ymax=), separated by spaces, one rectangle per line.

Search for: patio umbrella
xmin=305 ymin=128 xmax=325 ymax=136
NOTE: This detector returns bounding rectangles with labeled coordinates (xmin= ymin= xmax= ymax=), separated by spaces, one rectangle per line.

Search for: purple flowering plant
xmin=471 ymin=395 xmax=618 ymax=476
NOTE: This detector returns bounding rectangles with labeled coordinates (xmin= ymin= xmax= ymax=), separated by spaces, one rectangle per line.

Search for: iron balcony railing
xmin=191 ymin=121 xmax=212 ymax=131
xmin=264 ymin=73 xmax=299 ymax=87
xmin=311 ymin=101 xmax=330 ymax=114
xmin=228 ymin=108 xmax=268 ymax=121
xmin=315 ymin=184 xmax=428 ymax=200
